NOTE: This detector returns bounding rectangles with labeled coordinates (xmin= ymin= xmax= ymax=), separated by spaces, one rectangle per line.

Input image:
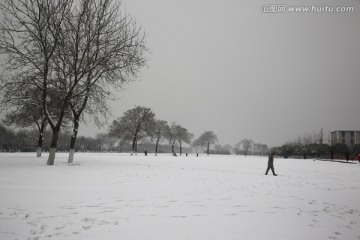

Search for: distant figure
xmin=357 ymin=153 xmax=360 ymax=163
xmin=196 ymin=153 xmax=198 ymax=157
xmin=186 ymin=153 xmax=188 ymax=157
xmin=265 ymin=153 xmax=277 ymax=176
xmin=144 ymin=151 xmax=147 ymax=156
xmin=173 ymin=153 xmax=177 ymax=157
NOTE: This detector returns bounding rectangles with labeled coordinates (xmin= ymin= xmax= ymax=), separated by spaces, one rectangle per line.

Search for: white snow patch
xmin=0 ymin=152 xmax=360 ymax=240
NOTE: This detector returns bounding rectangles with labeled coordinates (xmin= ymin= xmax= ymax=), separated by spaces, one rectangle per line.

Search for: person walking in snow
xmin=265 ymin=152 xmax=277 ymax=176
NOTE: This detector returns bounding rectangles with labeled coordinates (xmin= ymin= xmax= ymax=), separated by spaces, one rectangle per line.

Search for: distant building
xmin=331 ymin=131 xmax=360 ymax=146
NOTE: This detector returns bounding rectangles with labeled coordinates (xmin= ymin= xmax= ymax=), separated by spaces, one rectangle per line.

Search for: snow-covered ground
xmin=0 ymin=152 xmax=360 ymax=240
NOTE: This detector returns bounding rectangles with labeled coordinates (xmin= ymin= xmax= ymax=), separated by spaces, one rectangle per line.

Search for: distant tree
xmin=192 ymin=131 xmax=218 ymax=156
xmin=212 ymin=144 xmax=231 ymax=155
xmin=319 ymin=144 xmax=331 ymax=158
xmin=108 ymin=106 xmax=155 ymax=155
xmin=14 ymin=129 xmax=32 ymax=150
xmin=223 ymin=144 xmax=233 ymax=154
xmin=151 ymin=120 xmax=169 ymax=156
xmin=0 ymin=125 xmax=38 ymax=152
xmin=0 ymin=124 xmax=16 ymax=151
xmin=95 ymin=133 xmax=109 ymax=152
xmin=4 ymin=108 xmax=46 ymax=156
xmin=76 ymin=136 xmax=99 ymax=152
xmin=281 ymin=144 xmax=294 ymax=158
xmin=175 ymin=125 xmax=193 ymax=156
xmin=330 ymin=143 xmax=349 ymax=159
xmin=165 ymin=122 xmax=179 ymax=155
xmin=287 ymin=130 xmax=325 ymax=147
xmin=253 ymin=143 xmax=269 ymax=156
xmin=3 ymin=85 xmax=48 ymax=157
xmin=234 ymin=138 xmax=253 ymax=157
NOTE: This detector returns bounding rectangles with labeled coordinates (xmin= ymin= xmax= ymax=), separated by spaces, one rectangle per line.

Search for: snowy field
xmin=0 ymin=152 xmax=360 ymax=240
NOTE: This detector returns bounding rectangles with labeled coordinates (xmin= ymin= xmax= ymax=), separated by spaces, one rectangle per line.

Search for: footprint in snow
xmin=82 ymin=217 xmax=96 ymax=224
xmin=54 ymin=225 xmax=67 ymax=230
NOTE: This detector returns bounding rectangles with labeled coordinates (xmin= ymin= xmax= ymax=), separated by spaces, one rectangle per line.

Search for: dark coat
xmin=268 ymin=155 xmax=274 ymax=165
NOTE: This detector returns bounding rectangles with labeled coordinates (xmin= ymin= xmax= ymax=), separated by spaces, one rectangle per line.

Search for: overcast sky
xmin=78 ymin=0 xmax=360 ymax=147
xmin=79 ymin=0 xmax=358 ymax=148
xmin=2 ymin=0 xmax=360 ymax=147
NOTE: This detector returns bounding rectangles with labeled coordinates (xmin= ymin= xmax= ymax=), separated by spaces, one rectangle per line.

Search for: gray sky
xmin=80 ymin=0 xmax=358 ymax=147
xmin=79 ymin=0 xmax=360 ymax=147
xmin=2 ymin=0 xmax=360 ymax=147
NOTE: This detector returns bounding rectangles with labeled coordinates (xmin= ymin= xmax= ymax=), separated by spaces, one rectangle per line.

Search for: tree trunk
xmin=36 ymin=120 xmax=46 ymax=157
xmin=37 ymin=134 xmax=43 ymax=157
xmin=68 ymin=149 xmax=75 ymax=163
xmin=47 ymin=128 xmax=60 ymax=165
xmin=155 ymin=139 xmax=159 ymax=156
xmin=171 ymin=140 xmax=175 ymax=154
xmin=131 ymin=135 xmax=136 ymax=155
xmin=68 ymin=119 xmax=79 ymax=164
xmin=179 ymin=142 xmax=182 ymax=156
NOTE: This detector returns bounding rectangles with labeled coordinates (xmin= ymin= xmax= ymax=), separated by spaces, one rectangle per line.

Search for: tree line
xmin=107 ymin=106 xmax=222 ymax=156
xmin=270 ymin=130 xmax=360 ymax=161
xmin=1 ymin=105 xmax=270 ymax=157
xmin=98 ymin=105 xmax=270 ymax=156
xmin=0 ymin=124 xmax=110 ymax=152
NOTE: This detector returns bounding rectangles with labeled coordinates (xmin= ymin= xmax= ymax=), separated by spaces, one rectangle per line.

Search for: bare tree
xmin=0 ymin=0 xmax=147 ymax=165
xmin=165 ymin=122 xmax=179 ymax=155
xmin=56 ymin=0 xmax=147 ymax=163
xmin=0 ymin=0 xmax=74 ymax=165
xmin=108 ymin=106 xmax=155 ymax=155
xmin=175 ymin=125 xmax=193 ymax=156
xmin=164 ymin=123 xmax=193 ymax=155
xmin=192 ymin=131 xmax=218 ymax=156
xmin=67 ymin=86 xmax=112 ymax=163
xmin=237 ymin=138 xmax=253 ymax=157
xmin=151 ymin=120 xmax=169 ymax=156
